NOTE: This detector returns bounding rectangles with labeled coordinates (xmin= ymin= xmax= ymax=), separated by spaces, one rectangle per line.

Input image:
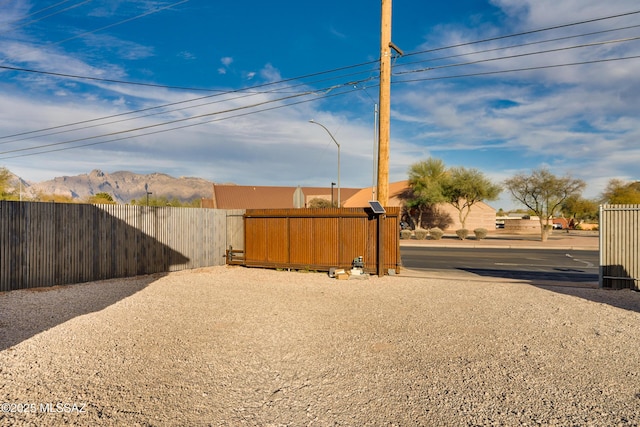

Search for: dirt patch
xmin=1 ymin=266 xmax=639 ymax=426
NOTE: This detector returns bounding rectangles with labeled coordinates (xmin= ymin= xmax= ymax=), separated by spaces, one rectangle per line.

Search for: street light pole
xmin=309 ymin=120 xmax=341 ymax=207
xmin=144 ymin=183 xmax=152 ymax=207
xmin=331 ymin=182 xmax=336 ymax=207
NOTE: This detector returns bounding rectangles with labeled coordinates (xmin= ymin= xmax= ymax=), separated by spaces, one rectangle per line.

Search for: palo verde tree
xmin=561 ymin=195 xmax=599 ymax=225
xmin=0 ymin=167 xmax=12 ymax=199
xmin=87 ymin=192 xmax=116 ymax=204
xmin=600 ymin=179 xmax=640 ymax=204
xmin=504 ymin=168 xmax=586 ymax=241
xmin=442 ymin=166 xmax=501 ymax=231
xmin=403 ymin=158 xmax=449 ymax=229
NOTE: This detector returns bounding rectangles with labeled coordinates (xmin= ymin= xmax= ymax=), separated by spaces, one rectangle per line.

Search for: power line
xmin=0 ymin=61 xmax=379 ymax=140
xmin=392 ymin=54 xmax=640 ymax=84
xmin=3 ymin=9 xmax=639 ymax=160
xmin=5 ymin=8 xmax=636 ymax=139
xmin=1 ymin=0 xmax=189 ymax=66
xmin=48 ymin=0 xmax=189 ymax=47
xmin=394 ymin=23 xmax=640 ymax=72
xmin=3 ymin=51 xmax=638 ymax=161
xmin=0 ymin=65 xmax=378 ymax=143
xmin=4 ymin=47 xmax=638 ymax=161
xmin=393 ymin=36 xmax=640 ymax=77
xmin=402 ymin=9 xmax=640 ymax=59
xmin=0 ymin=87 xmax=355 ymax=160
xmin=0 ymin=64 xmax=225 ymax=92
xmin=0 ymin=0 xmax=93 ymax=35
xmin=0 ymin=78 xmax=369 ymax=157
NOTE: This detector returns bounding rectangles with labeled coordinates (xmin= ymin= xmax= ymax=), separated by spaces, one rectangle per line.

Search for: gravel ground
xmin=1 ymin=265 xmax=640 ymax=426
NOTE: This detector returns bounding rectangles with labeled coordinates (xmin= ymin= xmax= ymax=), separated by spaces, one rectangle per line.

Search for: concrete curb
xmin=400 ymin=242 xmax=597 ymax=251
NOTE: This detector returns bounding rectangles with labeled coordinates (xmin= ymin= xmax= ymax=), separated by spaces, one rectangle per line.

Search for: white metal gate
xmin=599 ymin=204 xmax=640 ymax=290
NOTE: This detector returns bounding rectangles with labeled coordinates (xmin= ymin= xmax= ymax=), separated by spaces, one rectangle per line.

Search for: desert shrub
xmin=414 ymin=229 xmax=428 ymax=240
xmin=400 ymin=229 xmax=412 ymax=240
xmin=474 ymin=228 xmax=488 ymax=240
xmin=429 ymin=227 xmax=444 ymax=240
xmin=456 ymin=228 xmax=470 ymax=240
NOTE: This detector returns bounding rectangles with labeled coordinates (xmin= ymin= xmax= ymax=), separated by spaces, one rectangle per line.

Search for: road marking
xmin=494 ymin=262 xmax=597 ymax=270
xmin=566 ymin=253 xmax=595 ymax=268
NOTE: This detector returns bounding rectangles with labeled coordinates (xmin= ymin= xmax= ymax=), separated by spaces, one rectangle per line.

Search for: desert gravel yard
xmin=1 ymin=265 xmax=640 ymax=426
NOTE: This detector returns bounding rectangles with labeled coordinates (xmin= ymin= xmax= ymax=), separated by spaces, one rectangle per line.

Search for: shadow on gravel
xmin=459 ymin=267 xmax=599 ymax=283
xmin=461 ymin=268 xmax=640 ymax=314
xmin=0 ymin=274 xmax=160 ymax=351
xmin=534 ymin=285 xmax=640 ymax=314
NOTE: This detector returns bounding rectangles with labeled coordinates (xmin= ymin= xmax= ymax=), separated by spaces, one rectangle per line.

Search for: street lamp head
xmin=309 ymin=119 xmax=315 ymax=123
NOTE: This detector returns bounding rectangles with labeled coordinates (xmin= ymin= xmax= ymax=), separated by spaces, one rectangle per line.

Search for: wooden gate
xmin=229 ymin=207 xmax=401 ymax=275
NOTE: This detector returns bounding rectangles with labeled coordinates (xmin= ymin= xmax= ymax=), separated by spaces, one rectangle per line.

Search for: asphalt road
xmin=400 ymin=247 xmax=599 ymax=283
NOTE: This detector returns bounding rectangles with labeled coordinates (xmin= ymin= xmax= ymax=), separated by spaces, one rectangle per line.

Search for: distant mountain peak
xmin=22 ymin=170 xmax=216 ymax=203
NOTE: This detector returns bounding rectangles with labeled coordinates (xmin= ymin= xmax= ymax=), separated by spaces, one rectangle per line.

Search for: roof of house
xmin=211 ymin=184 xmax=362 ymax=209
xmin=342 ymin=181 xmax=409 ymax=208
xmin=343 ymin=180 xmax=496 ymax=212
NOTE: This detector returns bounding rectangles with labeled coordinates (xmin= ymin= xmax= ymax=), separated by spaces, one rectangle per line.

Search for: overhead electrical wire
xmin=393 ymin=36 xmax=640 ymax=77
xmin=393 ymin=22 xmax=640 ymax=73
xmin=0 ymin=77 xmax=372 ymax=157
xmin=401 ymin=9 xmax=640 ymax=59
xmin=0 ymin=0 xmax=189 ymax=65
xmin=0 ymin=66 xmax=378 ymax=144
xmin=0 ymin=90 xmax=354 ymax=160
xmin=392 ymin=55 xmax=640 ymax=85
xmin=2 ymin=7 xmax=636 ymax=137
xmin=0 ymin=60 xmax=379 ymax=141
xmin=48 ymin=0 xmax=189 ymax=47
xmin=0 ymin=1 xmax=92 ymax=35
xmin=2 ymin=9 xmax=639 ymax=160
xmin=0 ymin=74 xmax=376 ymax=146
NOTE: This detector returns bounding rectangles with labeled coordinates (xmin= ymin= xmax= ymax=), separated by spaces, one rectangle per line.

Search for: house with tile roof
xmin=343 ymin=180 xmax=496 ymax=232
xmin=202 ymin=184 xmax=362 ymax=209
xmin=204 ymin=181 xmax=496 ymax=232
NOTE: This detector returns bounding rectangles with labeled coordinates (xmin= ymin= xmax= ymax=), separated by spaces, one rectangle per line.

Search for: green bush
xmin=400 ymin=229 xmax=412 ymax=240
xmin=456 ymin=228 xmax=470 ymax=240
xmin=414 ymin=229 xmax=428 ymax=240
xmin=474 ymin=228 xmax=488 ymax=240
xmin=429 ymin=227 xmax=444 ymax=240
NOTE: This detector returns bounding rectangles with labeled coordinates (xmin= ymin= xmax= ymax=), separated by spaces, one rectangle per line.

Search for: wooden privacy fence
xmin=236 ymin=207 xmax=401 ymax=275
xmin=0 ymin=201 xmax=244 ymax=291
xmin=599 ymin=204 xmax=640 ymax=290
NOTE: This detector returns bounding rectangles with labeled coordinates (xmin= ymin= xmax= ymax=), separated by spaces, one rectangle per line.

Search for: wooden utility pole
xmin=377 ymin=0 xmax=392 ymax=206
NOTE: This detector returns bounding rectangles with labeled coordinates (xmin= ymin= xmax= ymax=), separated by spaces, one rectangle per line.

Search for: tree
xmin=601 ymin=179 xmax=640 ymax=204
xmin=308 ymin=198 xmax=337 ymax=208
xmin=404 ymin=158 xmax=449 ymax=228
xmin=0 ymin=167 xmax=18 ymax=200
xmin=504 ymin=168 xmax=586 ymax=241
xmin=87 ymin=192 xmax=116 ymax=204
xmin=561 ymin=195 xmax=599 ymax=225
xmin=442 ymin=166 xmax=501 ymax=231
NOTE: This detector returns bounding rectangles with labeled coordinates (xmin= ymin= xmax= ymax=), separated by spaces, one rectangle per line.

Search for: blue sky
xmin=1 ymin=0 xmax=639 ymax=210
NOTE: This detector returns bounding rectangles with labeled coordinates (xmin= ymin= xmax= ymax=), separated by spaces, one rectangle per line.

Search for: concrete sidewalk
xmin=399 ymin=230 xmax=599 ymax=251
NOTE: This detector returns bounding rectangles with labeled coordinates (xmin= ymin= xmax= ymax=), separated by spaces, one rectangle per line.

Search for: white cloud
xmin=259 ymin=63 xmax=281 ymax=82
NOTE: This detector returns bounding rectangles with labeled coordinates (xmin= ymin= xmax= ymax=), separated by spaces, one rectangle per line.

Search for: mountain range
xmin=8 ymin=169 xmax=216 ymax=204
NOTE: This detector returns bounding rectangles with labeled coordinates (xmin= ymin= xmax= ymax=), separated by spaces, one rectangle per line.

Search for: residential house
xmin=203 ymin=181 xmax=496 ymax=232
xmin=343 ymin=180 xmax=496 ymax=232
xmin=203 ymin=184 xmax=362 ymax=209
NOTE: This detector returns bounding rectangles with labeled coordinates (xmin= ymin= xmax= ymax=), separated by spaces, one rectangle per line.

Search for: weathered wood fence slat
xmin=0 ymin=201 xmax=244 ymax=291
